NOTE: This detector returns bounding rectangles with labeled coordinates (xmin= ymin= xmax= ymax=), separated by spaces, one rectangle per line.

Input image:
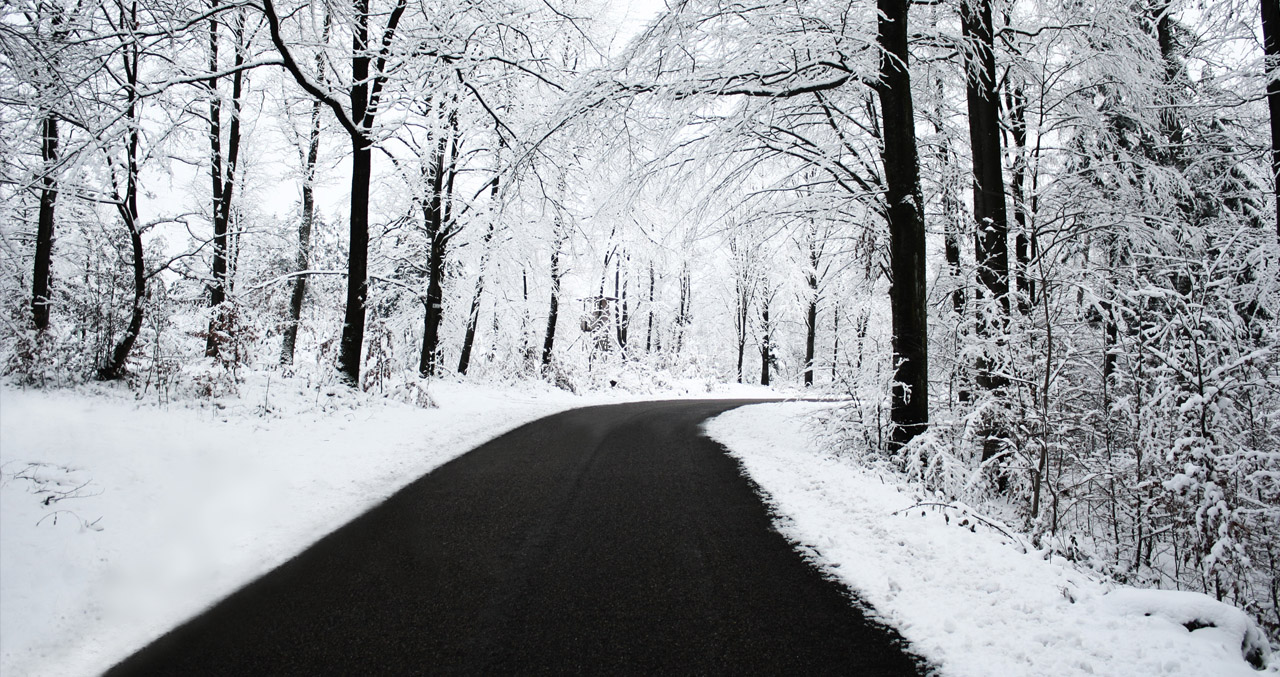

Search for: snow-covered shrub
xmin=1101 ymin=588 xmax=1270 ymax=669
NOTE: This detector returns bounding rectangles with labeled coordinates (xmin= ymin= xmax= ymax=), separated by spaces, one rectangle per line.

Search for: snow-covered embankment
xmin=704 ymin=402 xmax=1272 ymax=677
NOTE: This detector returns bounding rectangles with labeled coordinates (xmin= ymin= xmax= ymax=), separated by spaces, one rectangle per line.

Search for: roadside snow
xmin=704 ymin=402 xmax=1273 ymax=677
xmin=0 ymin=378 xmax=596 ymax=676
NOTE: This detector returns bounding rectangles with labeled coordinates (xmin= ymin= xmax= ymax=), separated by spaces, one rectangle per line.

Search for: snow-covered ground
xmin=705 ymin=402 xmax=1274 ymax=677
xmin=0 ymin=377 xmax=607 ymax=676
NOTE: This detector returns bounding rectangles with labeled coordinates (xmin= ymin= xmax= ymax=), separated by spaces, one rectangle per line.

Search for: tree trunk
xmin=458 ymin=220 xmax=495 ymax=375
xmin=759 ymin=300 xmax=771 ymax=387
xmin=204 ymin=6 xmax=245 ymax=358
xmin=877 ymin=0 xmax=930 ymax=449
xmin=418 ymin=127 xmax=451 ymax=378
xmin=1008 ymin=82 xmax=1034 ymax=314
xmin=941 ymin=142 xmax=966 ymax=315
xmin=804 ymin=274 xmax=817 ymax=388
xmin=281 ymin=85 xmax=324 ymax=366
xmin=337 ymin=0 xmax=373 ymax=386
xmin=264 ymin=0 xmax=408 ymax=385
xmin=645 ymin=261 xmax=655 ymax=353
xmin=932 ymin=77 xmax=966 ymax=316
xmin=33 ymin=112 xmax=58 ymax=331
xmin=676 ymin=261 xmax=690 ymax=353
xmin=735 ymin=276 xmax=748 ymax=383
xmin=339 ymin=138 xmax=371 ymax=385
xmin=1262 ymin=0 xmax=1280 ymax=239
xmin=616 ymin=254 xmax=629 ymax=350
xmin=963 ymin=0 xmax=1011 ymax=384
xmin=541 ymin=220 xmax=566 ymax=371
xmin=100 ymin=5 xmax=143 ymax=381
xmin=831 ymin=306 xmax=840 ymax=381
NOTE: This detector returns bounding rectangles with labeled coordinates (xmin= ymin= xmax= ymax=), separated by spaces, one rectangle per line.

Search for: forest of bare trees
xmin=2 ymin=0 xmax=1278 ymax=644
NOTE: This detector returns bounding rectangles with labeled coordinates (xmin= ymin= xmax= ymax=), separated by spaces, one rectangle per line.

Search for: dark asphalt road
xmin=107 ymin=399 xmax=928 ymax=676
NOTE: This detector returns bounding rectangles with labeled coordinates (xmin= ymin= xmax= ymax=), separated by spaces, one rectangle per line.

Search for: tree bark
xmin=456 ymin=223 xmax=493 ymax=375
xmin=280 ymin=10 xmax=328 ymax=367
xmin=616 ymin=253 xmax=629 ymax=350
xmin=804 ymin=271 xmax=817 ymax=388
xmin=1262 ymin=0 xmax=1280 ymax=239
xmin=877 ymin=0 xmax=930 ymax=449
xmin=759 ymin=300 xmax=771 ymax=387
xmin=962 ymin=0 xmax=1010 ymax=386
xmin=940 ymin=141 xmax=966 ymax=315
xmin=33 ymin=112 xmax=58 ymax=331
xmin=339 ymin=138 xmax=372 ymax=384
xmin=1007 ymin=83 xmax=1034 ymax=313
xmin=418 ymin=123 xmax=453 ymax=378
xmin=100 ymin=2 xmax=143 ymax=380
xmin=676 ymin=260 xmax=690 ymax=353
xmin=645 ymin=261 xmax=655 ymax=353
xmin=831 ymin=306 xmax=840 ymax=381
xmin=205 ymin=4 xmax=245 ymax=358
xmin=33 ymin=7 xmax=70 ymax=332
xmin=541 ymin=216 xmax=566 ymax=371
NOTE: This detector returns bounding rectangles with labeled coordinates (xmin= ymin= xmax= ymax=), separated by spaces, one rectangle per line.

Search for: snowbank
xmin=704 ymin=402 xmax=1273 ymax=677
xmin=0 ymin=377 xmax=596 ymax=676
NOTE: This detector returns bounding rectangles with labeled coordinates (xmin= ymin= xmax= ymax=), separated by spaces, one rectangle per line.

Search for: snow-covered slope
xmin=0 ymin=379 xmax=595 ymax=676
xmin=705 ymin=402 xmax=1273 ymax=677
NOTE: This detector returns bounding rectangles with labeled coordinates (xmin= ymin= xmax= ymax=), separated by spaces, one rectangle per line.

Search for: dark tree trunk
xmin=337 ymin=0 xmax=373 ymax=386
xmin=339 ymin=138 xmax=371 ymax=385
xmin=541 ymin=223 xmax=565 ymax=371
xmin=458 ymin=157 xmax=501 ymax=375
xmin=735 ymin=276 xmax=748 ymax=384
xmin=1262 ymin=0 xmax=1280 ymax=239
xmin=804 ymin=274 xmax=817 ymax=388
xmin=962 ymin=0 xmax=1011 ymax=385
xmin=877 ymin=0 xmax=930 ymax=449
xmin=31 ymin=2 xmax=68 ymax=332
xmin=33 ymin=112 xmax=58 ymax=331
xmin=457 ymin=215 xmax=496 ymax=374
xmin=281 ymin=64 xmax=325 ymax=366
xmin=932 ymin=77 xmax=966 ymax=316
xmin=676 ymin=261 xmax=690 ymax=353
xmin=831 ymin=306 xmax=840 ymax=381
xmin=1006 ymin=83 xmax=1035 ymax=313
xmin=264 ymin=0 xmax=407 ymax=385
xmin=419 ymin=123 xmax=454 ymax=378
xmin=100 ymin=4 xmax=143 ymax=381
xmin=205 ymin=5 xmax=245 ymax=358
xmin=645 ymin=261 xmax=654 ymax=353
xmin=963 ymin=0 xmax=1011 ymax=474
xmin=616 ymin=254 xmax=629 ymax=350
xmin=941 ymin=142 xmax=966 ymax=315
xmin=759 ymin=301 xmax=771 ymax=387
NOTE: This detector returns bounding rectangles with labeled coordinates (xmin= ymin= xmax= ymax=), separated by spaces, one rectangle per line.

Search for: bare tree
xmin=279 ymin=7 xmax=329 ymax=367
xmin=203 ymin=0 xmax=247 ymax=358
xmin=262 ymin=0 xmax=409 ymax=386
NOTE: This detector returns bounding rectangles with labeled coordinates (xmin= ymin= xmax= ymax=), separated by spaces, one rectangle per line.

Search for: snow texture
xmin=704 ymin=402 xmax=1274 ymax=677
xmin=0 ymin=379 xmax=591 ymax=676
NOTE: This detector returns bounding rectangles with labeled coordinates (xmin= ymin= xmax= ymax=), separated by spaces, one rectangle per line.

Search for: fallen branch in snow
xmin=34 ymin=510 xmax=103 ymax=531
xmin=893 ymin=501 xmax=1027 ymax=552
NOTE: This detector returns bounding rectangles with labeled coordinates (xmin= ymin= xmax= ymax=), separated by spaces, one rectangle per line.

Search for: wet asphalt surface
xmin=106 ymin=399 xmax=928 ymax=676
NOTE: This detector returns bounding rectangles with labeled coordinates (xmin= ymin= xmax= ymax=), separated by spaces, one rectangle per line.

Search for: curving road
xmin=107 ymin=399 xmax=927 ymax=676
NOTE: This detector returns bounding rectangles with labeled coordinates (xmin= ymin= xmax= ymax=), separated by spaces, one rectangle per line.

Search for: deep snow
xmin=704 ymin=401 xmax=1273 ymax=676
